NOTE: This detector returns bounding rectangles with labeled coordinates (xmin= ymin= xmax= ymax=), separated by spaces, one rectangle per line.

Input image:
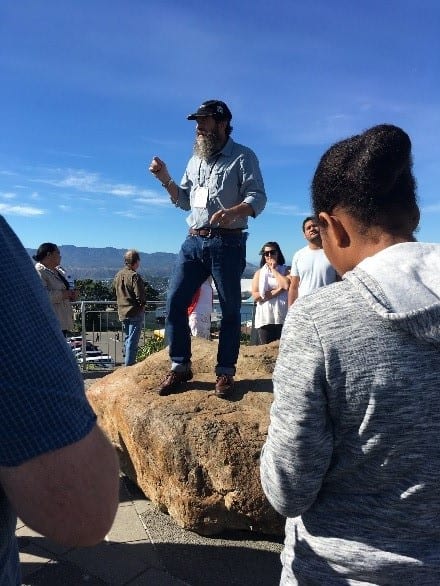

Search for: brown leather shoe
xmin=215 ymin=374 xmax=234 ymax=399
xmin=157 ymin=370 xmax=193 ymax=396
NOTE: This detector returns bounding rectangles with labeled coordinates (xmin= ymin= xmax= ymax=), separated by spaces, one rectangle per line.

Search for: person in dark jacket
xmin=113 ymin=249 xmax=146 ymax=366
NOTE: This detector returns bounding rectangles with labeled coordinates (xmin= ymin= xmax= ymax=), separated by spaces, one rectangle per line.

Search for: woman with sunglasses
xmin=251 ymin=242 xmax=290 ymax=344
xmin=261 ymin=124 xmax=440 ymax=584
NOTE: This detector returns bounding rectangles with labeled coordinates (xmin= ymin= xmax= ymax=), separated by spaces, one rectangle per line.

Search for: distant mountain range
xmin=26 ymin=245 xmax=258 ymax=280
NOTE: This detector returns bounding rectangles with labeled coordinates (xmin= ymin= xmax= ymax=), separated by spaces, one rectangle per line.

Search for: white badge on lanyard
xmin=193 ymin=185 xmax=209 ymax=208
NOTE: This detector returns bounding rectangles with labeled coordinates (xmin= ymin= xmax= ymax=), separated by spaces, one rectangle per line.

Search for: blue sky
xmin=1 ymin=0 xmax=439 ymax=265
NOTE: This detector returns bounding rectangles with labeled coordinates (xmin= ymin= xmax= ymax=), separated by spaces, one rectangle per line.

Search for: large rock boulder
xmin=86 ymin=337 xmax=284 ymax=536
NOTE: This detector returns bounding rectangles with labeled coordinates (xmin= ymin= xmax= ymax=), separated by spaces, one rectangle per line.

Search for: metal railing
xmin=70 ymin=300 xmax=257 ymax=372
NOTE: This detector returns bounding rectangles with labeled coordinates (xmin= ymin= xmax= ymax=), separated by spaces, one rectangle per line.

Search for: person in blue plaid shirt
xmin=0 ymin=216 xmax=119 ymax=585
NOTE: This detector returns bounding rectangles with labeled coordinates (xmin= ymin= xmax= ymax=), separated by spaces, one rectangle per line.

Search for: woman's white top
xmin=254 ymin=265 xmax=288 ymax=328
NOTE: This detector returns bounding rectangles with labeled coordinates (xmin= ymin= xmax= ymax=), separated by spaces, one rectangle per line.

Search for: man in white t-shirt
xmin=288 ymin=216 xmax=337 ymax=307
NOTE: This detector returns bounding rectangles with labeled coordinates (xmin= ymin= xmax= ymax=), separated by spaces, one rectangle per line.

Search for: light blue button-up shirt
xmin=174 ymin=137 xmax=266 ymax=229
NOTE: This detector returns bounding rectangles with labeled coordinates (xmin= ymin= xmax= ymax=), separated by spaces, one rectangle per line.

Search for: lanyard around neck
xmin=197 ymin=153 xmax=221 ymax=187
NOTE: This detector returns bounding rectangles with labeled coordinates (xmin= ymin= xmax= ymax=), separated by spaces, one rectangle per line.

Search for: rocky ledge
xmin=86 ymin=337 xmax=284 ymax=536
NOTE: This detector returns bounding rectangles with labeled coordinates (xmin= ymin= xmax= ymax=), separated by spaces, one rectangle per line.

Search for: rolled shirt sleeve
xmin=238 ymin=147 xmax=266 ymax=217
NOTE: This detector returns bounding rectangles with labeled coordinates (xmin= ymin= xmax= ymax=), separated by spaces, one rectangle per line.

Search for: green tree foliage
xmin=142 ymin=279 xmax=160 ymax=310
xmin=136 ymin=336 xmax=166 ymax=361
xmin=76 ymin=279 xmax=115 ymax=301
xmin=75 ymin=278 xmax=160 ymax=305
xmin=74 ymin=280 xmax=114 ymax=331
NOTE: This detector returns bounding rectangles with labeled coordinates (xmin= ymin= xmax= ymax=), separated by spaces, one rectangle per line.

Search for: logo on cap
xmin=187 ymin=100 xmax=231 ymax=121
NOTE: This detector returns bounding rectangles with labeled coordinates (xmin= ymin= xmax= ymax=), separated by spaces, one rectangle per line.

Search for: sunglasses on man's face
xmin=263 ymin=250 xmax=277 ymax=256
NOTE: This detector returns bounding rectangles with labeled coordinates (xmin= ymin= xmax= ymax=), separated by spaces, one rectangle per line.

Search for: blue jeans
xmin=123 ymin=314 xmax=143 ymax=366
xmin=166 ymin=232 xmax=247 ymax=376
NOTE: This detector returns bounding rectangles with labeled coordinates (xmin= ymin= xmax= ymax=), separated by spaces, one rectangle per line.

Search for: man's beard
xmin=309 ymin=233 xmax=322 ymax=246
xmin=193 ymin=130 xmax=222 ymax=160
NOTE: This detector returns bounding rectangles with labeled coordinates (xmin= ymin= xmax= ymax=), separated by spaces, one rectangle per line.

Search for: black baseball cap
xmin=187 ymin=100 xmax=232 ymax=121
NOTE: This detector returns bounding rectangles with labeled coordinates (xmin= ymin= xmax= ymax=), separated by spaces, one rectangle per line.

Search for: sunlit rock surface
xmin=86 ymin=337 xmax=284 ymax=536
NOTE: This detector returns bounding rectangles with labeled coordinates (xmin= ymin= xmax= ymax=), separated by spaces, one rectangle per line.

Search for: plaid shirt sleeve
xmin=0 ymin=216 xmax=96 ymax=466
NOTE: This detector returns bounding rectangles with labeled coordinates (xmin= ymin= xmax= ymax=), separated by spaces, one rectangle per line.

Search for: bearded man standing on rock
xmin=149 ymin=99 xmax=266 ymax=399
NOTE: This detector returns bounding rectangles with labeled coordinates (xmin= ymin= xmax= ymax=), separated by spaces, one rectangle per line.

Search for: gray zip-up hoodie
xmin=260 ymin=242 xmax=440 ymax=585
